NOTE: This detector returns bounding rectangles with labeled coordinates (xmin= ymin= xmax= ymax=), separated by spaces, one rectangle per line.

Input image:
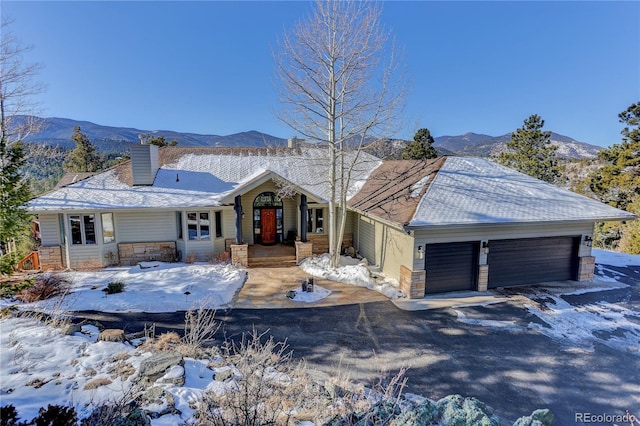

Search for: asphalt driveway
xmin=73 ymin=261 xmax=640 ymax=425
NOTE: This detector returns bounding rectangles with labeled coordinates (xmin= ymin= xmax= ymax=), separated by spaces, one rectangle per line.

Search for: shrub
xmin=33 ymin=404 xmax=77 ymax=426
xmin=0 ymin=253 xmax=19 ymax=276
xmin=0 ymin=279 xmax=34 ymax=299
xmin=106 ymin=279 xmax=125 ymax=294
xmin=181 ymin=302 xmax=220 ymax=357
xmin=15 ymin=275 xmax=70 ymax=303
xmin=0 ymin=404 xmax=22 ymax=426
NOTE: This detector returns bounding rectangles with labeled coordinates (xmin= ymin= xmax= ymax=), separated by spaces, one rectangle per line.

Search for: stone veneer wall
xmin=478 ymin=264 xmax=489 ymax=291
xmin=117 ymin=242 xmax=176 ymax=266
xmin=295 ymin=241 xmax=313 ymax=263
xmin=399 ymin=265 xmax=426 ymax=299
xmin=39 ymin=246 xmax=64 ymax=270
xmin=577 ymin=256 xmax=596 ymax=281
xmin=231 ymin=244 xmax=248 ymax=267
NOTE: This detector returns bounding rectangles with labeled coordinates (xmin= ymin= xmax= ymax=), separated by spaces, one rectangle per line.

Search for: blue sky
xmin=3 ymin=1 xmax=639 ymax=147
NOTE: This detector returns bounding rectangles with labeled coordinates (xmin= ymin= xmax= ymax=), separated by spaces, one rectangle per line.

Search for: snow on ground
xmin=288 ymin=285 xmax=332 ymax=303
xmin=455 ymin=249 xmax=640 ymax=356
xmin=0 ymin=317 xmax=151 ymax=421
xmin=1 ymin=262 xmax=246 ymax=313
xmin=299 ymin=254 xmax=404 ymax=299
xmin=1 ymin=250 xmax=638 ymax=423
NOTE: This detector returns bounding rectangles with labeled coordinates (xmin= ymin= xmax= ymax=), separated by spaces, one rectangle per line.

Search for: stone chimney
xmin=130 ymin=143 xmax=159 ymax=186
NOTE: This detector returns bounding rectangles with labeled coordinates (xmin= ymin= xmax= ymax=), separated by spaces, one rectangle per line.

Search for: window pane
xmin=307 ymin=210 xmax=313 ymax=232
xmin=215 ymin=211 xmax=222 ymax=238
xmin=101 ymin=213 xmax=115 ymax=244
xmin=315 ymin=209 xmax=323 ymax=231
xmin=187 ymin=212 xmax=198 ymax=240
xmin=70 ymin=216 xmax=82 ymax=245
xmin=200 ymin=212 xmax=210 ymax=239
xmin=84 ymin=215 xmax=96 ymax=244
xmin=176 ymin=212 xmax=183 ymax=239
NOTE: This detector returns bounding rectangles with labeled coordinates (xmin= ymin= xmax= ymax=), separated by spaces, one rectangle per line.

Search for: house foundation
xmin=117 ymin=242 xmax=176 ymax=266
xmin=295 ymin=241 xmax=313 ymax=263
xmin=38 ymin=246 xmax=64 ymax=271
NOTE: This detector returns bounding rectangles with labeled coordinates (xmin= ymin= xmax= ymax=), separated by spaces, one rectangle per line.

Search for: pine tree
xmin=498 ymin=114 xmax=563 ymax=184
xmin=402 ymin=128 xmax=439 ymax=160
xmin=0 ymin=138 xmax=31 ymax=248
xmin=63 ymin=126 xmax=102 ymax=172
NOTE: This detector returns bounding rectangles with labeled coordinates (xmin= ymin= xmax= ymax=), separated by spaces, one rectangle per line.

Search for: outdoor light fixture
xmin=416 ymin=245 xmax=424 ymax=260
xmin=482 ymin=241 xmax=490 ymax=254
xmin=583 ymin=235 xmax=593 ymax=247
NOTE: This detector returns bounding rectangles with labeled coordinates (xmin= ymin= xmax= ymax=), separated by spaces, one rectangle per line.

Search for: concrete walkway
xmin=233 ymin=266 xmax=388 ymax=309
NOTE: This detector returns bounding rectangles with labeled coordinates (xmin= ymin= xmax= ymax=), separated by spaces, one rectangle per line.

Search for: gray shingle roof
xmin=409 ymin=157 xmax=636 ymax=227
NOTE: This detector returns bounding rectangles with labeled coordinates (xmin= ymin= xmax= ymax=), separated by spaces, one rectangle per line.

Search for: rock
xmin=214 ymin=367 xmax=234 ymax=382
xmin=513 ymin=408 xmax=554 ymax=426
xmin=345 ymin=246 xmax=357 ymax=258
xmin=64 ymin=323 xmax=82 ymax=335
xmin=158 ymin=365 xmax=185 ymax=386
xmin=437 ymin=394 xmax=500 ymax=426
xmin=391 ymin=399 xmax=439 ymax=425
xmin=98 ymin=329 xmax=126 ymax=343
xmin=138 ymin=351 xmax=183 ymax=383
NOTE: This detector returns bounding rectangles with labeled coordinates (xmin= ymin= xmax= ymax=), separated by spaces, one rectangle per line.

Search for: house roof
xmin=407 ymin=156 xmax=636 ymax=227
xmin=348 ymin=157 xmax=446 ymax=226
xmin=28 ymin=146 xmax=381 ymax=212
xmin=53 ymin=172 xmax=97 ymax=190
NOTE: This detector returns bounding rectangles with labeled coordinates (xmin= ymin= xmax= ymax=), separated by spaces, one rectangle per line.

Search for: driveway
xmin=73 ymin=261 xmax=640 ymax=425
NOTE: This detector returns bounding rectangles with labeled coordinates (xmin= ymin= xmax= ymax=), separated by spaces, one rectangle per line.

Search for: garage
xmin=487 ymin=236 xmax=579 ymax=289
xmin=425 ymin=241 xmax=479 ymax=294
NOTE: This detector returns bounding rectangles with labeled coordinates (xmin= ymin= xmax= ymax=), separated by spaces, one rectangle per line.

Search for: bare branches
xmin=0 ymin=19 xmax=45 ymax=145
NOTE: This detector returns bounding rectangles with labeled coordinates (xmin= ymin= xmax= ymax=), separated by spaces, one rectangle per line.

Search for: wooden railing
xmin=17 ymin=251 xmax=40 ymax=271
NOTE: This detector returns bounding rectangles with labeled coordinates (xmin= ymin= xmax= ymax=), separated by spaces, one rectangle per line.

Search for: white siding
xmin=115 ymin=211 xmax=177 ymax=242
xmin=184 ymin=240 xmax=215 ymax=262
xmin=412 ymin=222 xmax=594 ymax=271
xmin=68 ymin=244 xmax=101 ymax=269
xmin=130 ymin=144 xmax=159 ymax=185
xmin=357 ymin=216 xmax=378 ymax=265
xmin=39 ymin=214 xmax=61 ymax=246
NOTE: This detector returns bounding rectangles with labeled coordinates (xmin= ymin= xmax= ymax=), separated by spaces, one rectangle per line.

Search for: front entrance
xmin=253 ymin=192 xmax=284 ymax=245
xmin=260 ymin=209 xmax=277 ymax=244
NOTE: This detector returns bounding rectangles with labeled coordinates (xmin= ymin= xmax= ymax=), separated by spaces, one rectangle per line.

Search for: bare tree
xmin=0 ymin=19 xmax=44 ymax=257
xmin=275 ymin=0 xmax=405 ymax=267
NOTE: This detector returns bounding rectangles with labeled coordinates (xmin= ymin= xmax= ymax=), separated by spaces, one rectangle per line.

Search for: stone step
xmin=248 ymin=256 xmax=297 ymax=268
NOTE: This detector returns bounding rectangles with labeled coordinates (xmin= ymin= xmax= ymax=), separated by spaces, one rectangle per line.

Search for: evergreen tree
xmin=498 ymin=114 xmax=563 ymax=184
xmin=402 ymin=128 xmax=439 ymax=160
xmin=63 ymin=126 xmax=102 ymax=172
xmin=0 ymin=139 xmax=31 ymax=248
xmin=145 ymin=135 xmax=178 ymax=147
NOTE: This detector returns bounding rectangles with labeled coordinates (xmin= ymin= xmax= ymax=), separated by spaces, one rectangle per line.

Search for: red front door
xmin=261 ymin=209 xmax=277 ymax=244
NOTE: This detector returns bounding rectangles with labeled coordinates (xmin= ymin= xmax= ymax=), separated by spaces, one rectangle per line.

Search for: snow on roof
xmin=409 ymin=157 xmax=636 ymax=227
xmin=28 ymin=147 xmax=381 ymax=212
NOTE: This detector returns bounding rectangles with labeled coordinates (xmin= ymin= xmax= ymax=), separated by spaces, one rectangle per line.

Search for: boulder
xmin=437 ymin=394 xmax=500 ymax=426
xmin=98 ymin=329 xmax=126 ymax=342
xmin=138 ymin=351 xmax=183 ymax=383
xmin=513 ymin=408 xmax=554 ymax=426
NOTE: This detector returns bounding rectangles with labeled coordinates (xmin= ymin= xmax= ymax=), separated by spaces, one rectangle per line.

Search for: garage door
xmin=425 ymin=242 xmax=479 ymax=294
xmin=487 ymin=236 xmax=579 ymax=289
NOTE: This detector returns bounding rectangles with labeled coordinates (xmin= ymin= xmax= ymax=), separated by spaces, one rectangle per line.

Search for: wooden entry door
xmin=260 ymin=209 xmax=277 ymax=244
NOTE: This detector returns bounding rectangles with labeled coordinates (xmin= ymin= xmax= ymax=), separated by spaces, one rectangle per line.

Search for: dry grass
xmin=84 ymin=377 xmax=112 ymax=390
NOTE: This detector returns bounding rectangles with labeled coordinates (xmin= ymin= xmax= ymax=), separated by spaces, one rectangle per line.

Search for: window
xmin=101 ymin=213 xmax=115 ymax=244
xmin=215 ymin=211 xmax=223 ymax=238
xmin=307 ymin=208 xmax=325 ymax=233
xmin=187 ymin=212 xmax=210 ymax=240
xmin=70 ymin=214 xmax=96 ymax=245
xmin=176 ymin=212 xmax=183 ymax=239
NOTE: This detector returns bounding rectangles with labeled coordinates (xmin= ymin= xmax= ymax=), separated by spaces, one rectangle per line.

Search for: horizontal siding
xmin=413 ymin=222 xmax=593 ymax=271
xmin=358 ymin=216 xmax=376 ymax=265
xmin=184 ymin=239 xmax=215 ymax=262
xmin=68 ymin=244 xmax=101 ymax=269
xmin=39 ymin=214 xmax=61 ymax=246
xmin=115 ymin=211 xmax=177 ymax=243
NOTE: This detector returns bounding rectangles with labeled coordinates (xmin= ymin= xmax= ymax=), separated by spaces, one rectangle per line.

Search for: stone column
xmin=400 ymin=265 xmax=426 ymax=299
xmin=295 ymin=241 xmax=313 ymax=263
xmin=477 ymin=264 xmax=489 ymax=291
xmin=231 ymin=244 xmax=248 ymax=267
xmin=577 ymin=256 xmax=596 ymax=281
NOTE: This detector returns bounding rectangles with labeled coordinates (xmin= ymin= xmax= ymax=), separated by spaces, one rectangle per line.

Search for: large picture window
xmin=101 ymin=213 xmax=115 ymax=244
xmin=70 ymin=214 xmax=96 ymax=245
xmin=187 ymin=212 xmax=210 ymax=240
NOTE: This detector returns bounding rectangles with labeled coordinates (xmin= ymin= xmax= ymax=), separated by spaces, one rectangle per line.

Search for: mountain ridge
xmin=20 ymin=116 xmax=602 ymax=159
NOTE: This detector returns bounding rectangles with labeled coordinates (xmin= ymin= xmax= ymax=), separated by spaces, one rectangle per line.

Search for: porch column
xmin=234 ymin=195 xmax=243 ymax=244
xmin=300 ymin=194 xmax=308 ymax=242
